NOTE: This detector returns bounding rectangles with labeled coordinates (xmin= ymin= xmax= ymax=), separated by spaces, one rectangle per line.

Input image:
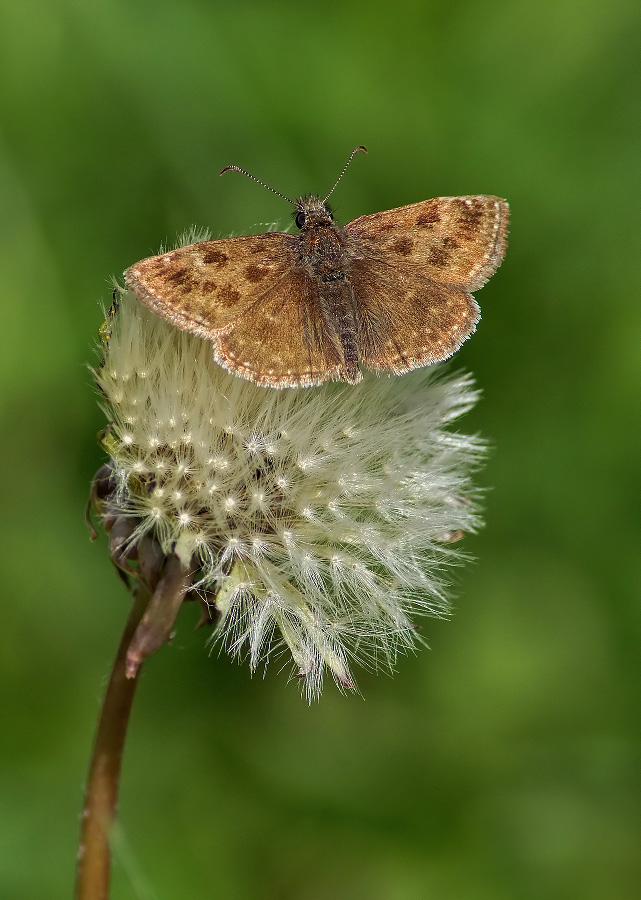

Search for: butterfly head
xmin=294 ymin=195 xmax=335 ymax=231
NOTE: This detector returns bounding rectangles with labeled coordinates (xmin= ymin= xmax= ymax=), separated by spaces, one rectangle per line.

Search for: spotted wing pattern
xmin=343 ymin=195 xmax=508 ymax=373
xmin=345 ymin=196 xmax=509 ymax=292
xmin=125 ymin=233 xmax=347 ymax=387
xmin=125 ymin=234 xmax=300 ymax=340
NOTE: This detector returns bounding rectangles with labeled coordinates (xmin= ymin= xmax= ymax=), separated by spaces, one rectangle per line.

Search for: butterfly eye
xmin=295 ymin=211 xmax=306 ymax=229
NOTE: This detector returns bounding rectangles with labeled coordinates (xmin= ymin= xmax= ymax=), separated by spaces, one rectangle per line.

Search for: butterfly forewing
xmin=345 ymin=196 xmax=509 ymax=292
xmin=124 ymin=233 xmax=299 ymax=339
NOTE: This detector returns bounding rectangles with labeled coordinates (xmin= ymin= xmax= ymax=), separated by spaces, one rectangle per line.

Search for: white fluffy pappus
xmin=95 ymin=290 xmax=486 ymax=700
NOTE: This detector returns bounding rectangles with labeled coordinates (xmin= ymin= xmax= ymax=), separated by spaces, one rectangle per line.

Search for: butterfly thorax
xmin=295 ymin=196 xmax=348 ymax=280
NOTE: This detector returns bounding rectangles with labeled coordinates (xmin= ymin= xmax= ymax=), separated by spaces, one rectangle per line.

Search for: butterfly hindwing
xmin=348 ymin=255 xmax=480 ymax=374
xmin=212 ymin=269 xmax=347 ymax=387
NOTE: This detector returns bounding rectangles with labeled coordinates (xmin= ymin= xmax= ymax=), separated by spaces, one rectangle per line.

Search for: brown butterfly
xmin=124 ymin=147 xmax=509 ymax=388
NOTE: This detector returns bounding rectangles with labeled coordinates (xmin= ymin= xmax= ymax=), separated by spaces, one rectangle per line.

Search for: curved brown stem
xmin=73 ymin=585 xmax=151 ymax=900
xmin=125 ymin=554 xmax=193 ymax=679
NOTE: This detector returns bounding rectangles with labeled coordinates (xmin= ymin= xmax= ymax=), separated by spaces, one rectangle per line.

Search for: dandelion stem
xmin=74 ymin=584 xmax=151 ymax=900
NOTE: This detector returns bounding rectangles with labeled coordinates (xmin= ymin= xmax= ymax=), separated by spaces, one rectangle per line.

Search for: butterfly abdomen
xmin=317 ymin=279 xmax=361 ymax=384
xmin=298 ymin=223 xmax=361 ymax=383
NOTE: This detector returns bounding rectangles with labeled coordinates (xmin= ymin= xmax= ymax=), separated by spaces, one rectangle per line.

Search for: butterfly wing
xmin=345 ymin=195 xmax=509 ymax=292
xmin=124 ymin=233 xmax=302 ymax=339
xmin=348 ymin=256 xmax=480 ymax=373
xmin=212 ymin=269 xmax=347 ymax=387
xmin=343 ymin=196 xmax=508 ymax=373
xmin=125 ymin=233 xmax=346 ymax=388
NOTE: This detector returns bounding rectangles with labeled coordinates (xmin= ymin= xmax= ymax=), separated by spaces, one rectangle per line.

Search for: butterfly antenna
xmin=322 ymin=145 xmax=367 ymax=204
xmin=219 ymin=164 xmax=295 ymax=205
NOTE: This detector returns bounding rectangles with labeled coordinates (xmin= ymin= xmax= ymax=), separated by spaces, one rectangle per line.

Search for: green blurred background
xmin=2 ymin=1 xmax=640 ymax=898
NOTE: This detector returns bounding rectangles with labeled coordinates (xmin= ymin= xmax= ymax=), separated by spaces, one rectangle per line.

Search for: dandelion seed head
xmin=94 ymin=291 xmax=486 ymax=700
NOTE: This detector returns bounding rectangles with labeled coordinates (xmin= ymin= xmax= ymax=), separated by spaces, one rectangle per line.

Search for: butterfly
xmin=124 ymin=147 xmax=509 ymax=388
